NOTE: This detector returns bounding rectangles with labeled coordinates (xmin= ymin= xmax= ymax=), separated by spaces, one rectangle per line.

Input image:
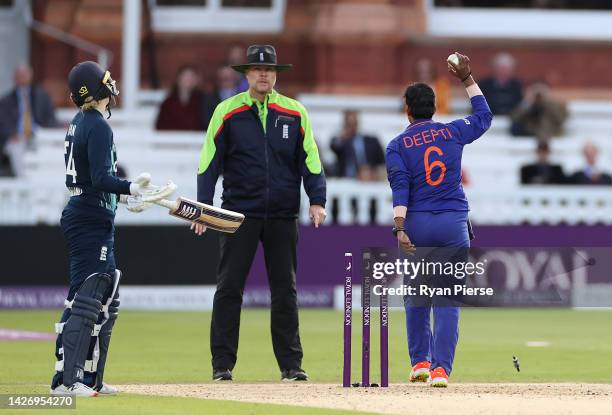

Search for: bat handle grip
xmin=154 ymin=199 xmax=177 ymax=210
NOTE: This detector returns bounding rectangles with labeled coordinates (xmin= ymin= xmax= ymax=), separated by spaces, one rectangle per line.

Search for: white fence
xmin=2 ymin=174 xmax=612 ymax=226
xmin=2 ymin=100 xmax=612 ymax=226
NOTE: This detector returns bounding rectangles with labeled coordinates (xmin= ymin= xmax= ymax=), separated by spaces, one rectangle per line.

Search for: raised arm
xmin=447 ymin=52 xmax=493 ymax=145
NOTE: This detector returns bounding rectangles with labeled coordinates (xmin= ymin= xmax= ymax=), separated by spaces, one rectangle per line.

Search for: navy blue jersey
xmin=64 ymin=109 xmax=131 ymax=214
xmin=386 ymin=95 xmax=492 ymax=212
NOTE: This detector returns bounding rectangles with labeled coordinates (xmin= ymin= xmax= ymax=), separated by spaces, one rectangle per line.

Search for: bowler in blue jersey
xmin=385 ymin=53 xmax=492 ymax=387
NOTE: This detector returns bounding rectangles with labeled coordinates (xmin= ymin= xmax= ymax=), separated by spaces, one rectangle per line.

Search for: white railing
xmin=2 ymin=177 xmax=612 ymax=226
xmin=2 ymin=126 xmax=612 ymax=226
xmin=465 ymin=187 xmax=612 ymax=225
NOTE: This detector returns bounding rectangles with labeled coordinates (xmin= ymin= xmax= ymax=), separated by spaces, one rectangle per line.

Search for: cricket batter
xmin=386 ymin=53 xmax=492 ymax=387
xmin=50 ymin=61 xmax=173 ymax=396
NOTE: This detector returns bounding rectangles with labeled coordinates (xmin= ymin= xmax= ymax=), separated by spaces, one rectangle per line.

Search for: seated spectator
xmin=510 ymin=82 xmax=567 ymax=140
xmin=479 ymin=52 xmax=523 ymax=115
xmin=330 ymin=110 xmax=385 ymax=181
xmin=329 ymin=110 xmax=385 ymax=224
xmin=201 ymin=66 xmax=240 ymax=129
xmin=569 ymin=142 xmax=612 ymax=185
xmin=415 ymin=58 xmax=450 ymax=114
xmin=520 ymin=141 xmax=566 ymax=184
xmin=227 ymin=45 xmax=249 ymax=93
xmin=155 ymin=65 xmax=203 ymax=131
xmin=0 ymin=63 xmax=59 ymax=177
xmin=461 ymin=168 xmax=470 ymax=186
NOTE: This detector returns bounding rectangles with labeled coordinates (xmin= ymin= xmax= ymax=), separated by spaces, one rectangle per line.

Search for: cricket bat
xmin=154 ymin=197 xmax=245 ymax=233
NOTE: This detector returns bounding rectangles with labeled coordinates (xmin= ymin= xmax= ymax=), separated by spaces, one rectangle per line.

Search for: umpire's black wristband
xmin=461 ymin=72 xmax=472 ymax=82
xmin=392 ymin=227 xmax=405 ymax=237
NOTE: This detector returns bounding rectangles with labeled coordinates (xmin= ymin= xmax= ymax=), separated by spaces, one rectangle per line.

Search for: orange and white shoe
xmin=430 ymin=367 xmax=449 ymax=388
xmin=410 ymin=361 xmax=431 ymax=382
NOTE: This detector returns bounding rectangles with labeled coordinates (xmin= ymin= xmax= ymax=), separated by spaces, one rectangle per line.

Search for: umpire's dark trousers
xmin=210 ymin=217 xmax=303 ymax=372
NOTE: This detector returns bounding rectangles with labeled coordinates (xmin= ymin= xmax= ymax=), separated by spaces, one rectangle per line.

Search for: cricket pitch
xmin=120 ymin=382 xmax=612 ymax=415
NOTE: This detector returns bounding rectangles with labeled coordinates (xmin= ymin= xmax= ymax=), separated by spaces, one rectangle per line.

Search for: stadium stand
xmin=1 ymin=94 xmax=612 ymax=226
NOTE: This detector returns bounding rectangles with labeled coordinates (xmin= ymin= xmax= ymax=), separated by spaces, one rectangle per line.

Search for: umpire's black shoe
xmin=212 ymin=369 xmax=233 ymax=381
xmin=281 ymin=368 xmax=308 ymax=381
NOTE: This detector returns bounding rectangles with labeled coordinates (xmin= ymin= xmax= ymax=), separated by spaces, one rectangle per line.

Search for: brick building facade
xmin=30 ymin=0 xmax=612 ymax=107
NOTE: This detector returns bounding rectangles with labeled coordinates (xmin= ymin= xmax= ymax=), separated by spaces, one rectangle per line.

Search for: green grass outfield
xmin=1 ymin=309 xmax=611 ymax=414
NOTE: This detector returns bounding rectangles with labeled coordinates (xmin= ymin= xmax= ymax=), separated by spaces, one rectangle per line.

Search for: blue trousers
xmin=60 ymin=206 xmax=116 ymax=299
xmin=52 ymin=205 xmax=117 ymax=388
xmin=404 ymin=211 xmax=469 ymax=375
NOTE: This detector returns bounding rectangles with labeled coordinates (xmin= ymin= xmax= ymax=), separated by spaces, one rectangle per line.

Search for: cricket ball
xmin=447 ymin=53 xmax=459 ymax=67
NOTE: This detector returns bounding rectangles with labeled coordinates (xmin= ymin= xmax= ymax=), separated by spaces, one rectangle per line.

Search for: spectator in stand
xmin=330 ymin=110 xmax=385 ymax=181
xmin=415 ymin=58 xmax=450 ymax=115
xmin=461 ymin=169 xmax=470 ymax=186
xmin=329 ymin=110 xmax=385 ymax=224
xmin=227 ymin=45 xmax=249 ymax=92
xmin=479 ymin=52 xmax=523 ymax=115
xmin=155 ymin=65 xmax=203 ymax=131
xmin=201 ymin=66 xmax=240 ymax=129
xmin=0 ymin=63 xmax=59 ymax=177
xmin=510 ymin=82 xmax=567 ymax=140
xmin=569 ymin=142 xmax=612 ymax=185
xmin=520 ymin=141 xmax=566 ymax=184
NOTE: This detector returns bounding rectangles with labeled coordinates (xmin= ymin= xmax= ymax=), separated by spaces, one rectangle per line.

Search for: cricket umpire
xmin=194 ymin=45 xmax=327 ymax=381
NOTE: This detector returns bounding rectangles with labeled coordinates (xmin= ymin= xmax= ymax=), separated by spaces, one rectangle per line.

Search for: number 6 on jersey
xmin=424 ymin=145 xmax=446 ymax=186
